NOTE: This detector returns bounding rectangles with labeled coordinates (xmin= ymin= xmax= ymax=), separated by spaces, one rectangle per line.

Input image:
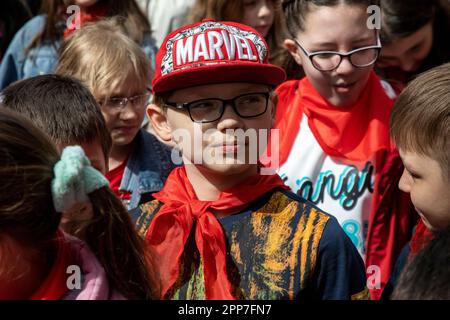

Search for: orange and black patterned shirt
xmin=134 ymin=189 xmax=370 ymax=300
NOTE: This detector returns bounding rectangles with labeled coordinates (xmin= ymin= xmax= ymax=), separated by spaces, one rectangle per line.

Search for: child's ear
xmin=147 ymin=104 xmax=172 ymax=143
xmin=284 ymin=39 xmax=303 ymax=66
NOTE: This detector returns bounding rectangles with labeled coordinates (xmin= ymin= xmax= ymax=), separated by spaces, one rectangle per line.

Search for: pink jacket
xmin=62 ymin=234 xmax=124 ymax=300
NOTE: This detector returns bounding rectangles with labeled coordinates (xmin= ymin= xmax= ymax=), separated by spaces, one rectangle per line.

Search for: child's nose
xmin=258 ymin=0 xmax=273 ymax=18
xmin=335 ymin=56 xmax=356 ymax=75
xmin=217 ymin=104 xmax=245 ymax=131
xmin=400 ymin=58 xmax=418 ymax=73
xmin=119 ymin=103 xmax=139 ymax=121
xmin=398 ymin=169 xmax=411 ymax=193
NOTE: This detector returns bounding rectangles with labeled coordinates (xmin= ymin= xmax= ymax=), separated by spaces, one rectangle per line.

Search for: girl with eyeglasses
xmin=273 ymin=0 xmax=415 ymax=300
xmin=56 ymin=19 xmax=177 ymax=212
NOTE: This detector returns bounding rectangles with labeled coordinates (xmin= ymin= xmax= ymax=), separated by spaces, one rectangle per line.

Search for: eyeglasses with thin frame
xmin=98 ymin=87 xmax=152 ymax=113
xmin=293 ymin=36 xmax=382 ymax=71
xmin=164 ymin=92 xmax=271 ymax=123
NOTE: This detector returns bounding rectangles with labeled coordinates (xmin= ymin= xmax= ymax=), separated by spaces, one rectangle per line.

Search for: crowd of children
xmin=0 ymin=0 xmax=449 ymax=300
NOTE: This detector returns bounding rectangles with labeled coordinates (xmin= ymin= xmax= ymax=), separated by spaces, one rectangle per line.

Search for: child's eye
xmin=408 ymin=44 xmax=422 ymax=54
xmin=190 ymin=100 xmax=218 ymax=109
xmin=244 ymin=0 xmax=258 ymax=6
xmin=107 ymin=98 xmax=124 ymax=107
xmin=409 ymin=171 xmax=421 ymax=180
xmin=239 ymin=94 xmax=265 ymax=104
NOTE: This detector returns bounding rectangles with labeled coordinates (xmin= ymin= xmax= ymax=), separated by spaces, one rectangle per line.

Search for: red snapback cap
xmin=152 ymin=19 xmax=286 ymax=94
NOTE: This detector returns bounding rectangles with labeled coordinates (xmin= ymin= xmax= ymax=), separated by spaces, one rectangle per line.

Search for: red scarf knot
xmin=145 ymin=166 xmax=289 ymax=299
xmin=273 ymin=71 xmax=395 ymax=166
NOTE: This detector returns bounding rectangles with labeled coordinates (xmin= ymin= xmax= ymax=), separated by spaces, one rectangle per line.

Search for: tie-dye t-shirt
xmin=134 ymin=189 xmax=369 ymax=300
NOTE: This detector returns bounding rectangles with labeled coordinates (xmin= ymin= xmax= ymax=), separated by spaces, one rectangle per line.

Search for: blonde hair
xmin=56 ymin=18 xmax=152 ymax=99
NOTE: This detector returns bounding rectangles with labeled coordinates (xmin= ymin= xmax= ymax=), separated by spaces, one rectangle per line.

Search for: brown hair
xmin=380 ymin=0 xmax=449 ymax=43
xmin=379 ymin=0 xmax=450 ymax=73
xmin=282 ymin=0 xmax=380 ymax=35
xmin=0 ymin=109 xmax=61 ymax=246
xmin=56 ymin=18 xmax=152 ymax=99
xmin=188 ymin=0 xmax=288 ymax=67
xmin=0 ymin=108 xmax=157 ymax=299
xmin=27 ymin=0 xmax=150 ymax=53
xmin=390 ymin=62 xmax=450 ymax=179
xmin=0 ymin=74 xmax=111 ymax=166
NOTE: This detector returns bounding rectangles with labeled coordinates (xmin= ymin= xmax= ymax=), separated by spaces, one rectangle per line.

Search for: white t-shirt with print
xmin=278 ymin=115 xmax=376 ymax=258
xmin=278 ymin=80 xmax=396 ymax=258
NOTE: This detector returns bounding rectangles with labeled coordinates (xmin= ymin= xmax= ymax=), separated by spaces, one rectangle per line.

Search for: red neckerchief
xmin=145 ymin=166 xmax=289 ymax=299
xmin=63 ymin=2 xmax=108 ymax=38
xmin=31 ymin=230 xmax=73 ymax=300
xmin=106 ymin=156 xmax=131 ymax=201
xmin=273 ymin=71 xmax=394 ymax=166
xmin=409 ymin=219 xmax=434 ymax=259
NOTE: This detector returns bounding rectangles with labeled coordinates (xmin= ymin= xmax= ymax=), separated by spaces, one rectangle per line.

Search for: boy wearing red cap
xmin=134 ymin=19 xmax=368 ymax=300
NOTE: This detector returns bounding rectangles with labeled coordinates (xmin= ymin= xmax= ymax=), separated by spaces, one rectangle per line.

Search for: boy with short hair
xmin=383 ymin=62 xmax=450 ymax=298
xmin=0 ymin=74 xmax=112 ymax=235
xmin=135 ymin=19 xmax=368 ymax=300
xmin=1 ymin=74 xmax=111 ymax=174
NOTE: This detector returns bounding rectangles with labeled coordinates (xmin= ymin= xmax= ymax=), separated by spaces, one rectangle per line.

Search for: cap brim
xmin=152 ymin=62 xmax=286 ymax=94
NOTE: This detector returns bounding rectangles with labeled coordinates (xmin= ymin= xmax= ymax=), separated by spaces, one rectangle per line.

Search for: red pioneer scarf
xmin=63 ymin=2 xmax=108 ymax=38
xmin=274 ymin=71 xmax=394 ymax=166
xmin=409 ymin=219 xmax=434 ymax=258
xmin=31 ymin=230 xmax=73 ymax=300
xmin=145 ymin=166 xmax=289 ymax=299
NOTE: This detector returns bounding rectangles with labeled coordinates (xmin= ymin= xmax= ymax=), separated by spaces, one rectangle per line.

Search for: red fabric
xmin=274 ymin=71 xmax=394 ymax=165
xmin=63 ymin=3 xmax=108 ymax=38
xmin=409 ymin=219 xmax=434 ymax=258
xmin=106 ymin=158 xmax=131 ymax=201
xmin=365 ymin=148 xmax=417 ymax=300
xmin=31 ymin=230 xmax=73 ymax=300
xmin=272 ymin=73 xmax=415 ymax=300
xmin=145 ymin=166 xmax=289 ymax=299
xmin=266 ymin=79 xmax=302 ymax=168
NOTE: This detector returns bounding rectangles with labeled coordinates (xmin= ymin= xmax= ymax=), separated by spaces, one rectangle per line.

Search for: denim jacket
xmin=0 ymin=15 xmax=157 ymax=90
xmin=122 ymin=129 xmax=177 ymax=219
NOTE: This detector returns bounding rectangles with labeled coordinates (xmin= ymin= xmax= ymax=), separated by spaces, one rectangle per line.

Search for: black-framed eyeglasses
xmin=294 ymin=36 xmax=382 ymax=71
xmin=98 ymin=87 xmax=152 ymax=113
xmin=164 ymin=92 xmax=271 ymax=123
